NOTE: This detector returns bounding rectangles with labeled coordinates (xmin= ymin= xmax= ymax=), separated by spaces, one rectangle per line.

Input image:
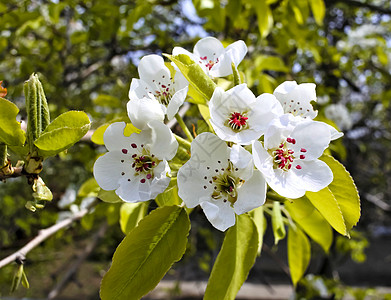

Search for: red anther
xmin=132 ymin=163 xmax=135 ymax=168
xmin=300 ymin=148 xmax=307 ymax=152
xmin=288 ymin=164 xmax=292 ymax=169
xmin=288 ymin=156 xmax=293 ymax=162
xmin=286 ymin=138 xmax=292 ymax=143
xmin=296 ymin=165 xmax=302 ymax=169
xmin=201 ymin=56 xmax=207 ymax=60
xmin=229 ymin=186 xmax=233 ymax=193
xmin=140 ymin=178 xmax=146 ymax=183
xmin=139 ymin=156 xmax=145 ymax=160
xmin=279 ymin=143 xmax=284 ymax=148
xmin=288 ymin=150 xmax=294 ymax=154
xmin=132 ymin=154 xmax=137 ymax=158
xmin=152 ymin=161 xmax=156 ymax=166
xmin=131 ymin=143 xmax=137 ymax=148
xmin=143 ymin=163 xmax=149 ymax=169
xmin=300 ymin=155 xmax=305 ymax=159
xmin=146 ymin=174 xmax=152 ymax=179
xmin=161 ymin=85 xmax=166 ymax=88
xmin=122 ymin=148 xmax=128 ymax=154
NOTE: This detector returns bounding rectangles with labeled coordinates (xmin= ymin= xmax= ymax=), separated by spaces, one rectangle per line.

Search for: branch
xmin=47 ymin=222 xmax=108 ymax=299
xmin=0 ymin=165 xmax=24 ymax=181
xmin=0 ymin=200 xmax=96 ymax=269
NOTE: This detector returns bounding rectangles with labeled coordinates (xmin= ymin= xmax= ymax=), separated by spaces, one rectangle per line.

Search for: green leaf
xmin=0 ymin=98 xmax=26 ymax=146
xmin=34 ymin=111 xmax=91 ymax=157
xmin=93 ymin=94 xmax=122 ymax=108
xmin=119 ymin=202 xmax=148 ymax=235
xmin=164 ymin=54 xmax=217 ymax=101
xmin=155 ymin=179 xmax=182 ymax=207
xmin=197 ymin=104 xmax=214 ymax=132
xmin=100 ymin=206 xmax=190 ymax=300
xmin=321 ymin=155 xmax=361 ymax=233
xmin=78 ymin=177 xmax=100 ymax=198
xmin=288 ymin=225 xmax=311 ymax=286
xmin=306 ymin=188 xmax=348 ymax=236
xmin=285 ymin=197 xmax=332 ymax=253
xmin=11 ymin=264 xmax=24 ymax=292
xmin=249 ymin=206 xmax=267 ymax=255
xmin=255 ymin=55 xmax=289 ymax=73
xmin=308 ymin=0 xmax=325 ymax=25
xmin=271 ymin=201 xmax=286 ymax=244
xmin=252 ymin=0 xmax=273 ymax=38
xmin=98 ymin=189 xmax=123 ymax=203
xmin=204 ymin=214 xmax=258 ymax=300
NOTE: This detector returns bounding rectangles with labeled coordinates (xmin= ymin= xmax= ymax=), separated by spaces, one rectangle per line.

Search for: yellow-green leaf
xmin=100 ymin=206 xmax=190 ymax=300
xmin=120 ymin=202 xmax=148 ymax=235
xmin=164 ymin=54 xmax=216 ymax=101
xmin=249 ymin=206 xmax=267 ymax=255
xmin=308 ymin=0 xmax=325 ymax=25
xmin=204 ymin=214 xmax=258 ymax=300
xmin=285 ymin=197 xmax=332 ymax=253
xmin=34 ymin=111 xmax=91 ymax=157
xmin=321 ymin=155 xmax=360 ymax=233
xmin=306 ymin=188 xmax=348 ymax=236
xmin=288 ymin=226 xmax=311 ymax=286
xmin=0 ymin=98 xmax=26 ymax=146
xmin=272 ymin=201 xmax=286 ymax=244
xmin=252 ymin=0 xmax=273 ymax=38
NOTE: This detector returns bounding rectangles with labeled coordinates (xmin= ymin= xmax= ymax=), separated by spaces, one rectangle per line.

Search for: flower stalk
xmin=175 ymin=113 xmax=193 ymax=141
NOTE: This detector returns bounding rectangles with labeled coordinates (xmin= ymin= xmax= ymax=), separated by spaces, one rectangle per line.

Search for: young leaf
xmin=249 ymin=206 xmax=267 ymax=255
xmin=119 ymin=202 xmax=148 ymax=235
xmin=100 ymin=205 xmax=190 ymax=300
xmin=164 ymin=54 xmax=217 ymax=101
xmin=308 ymin=0 xmax=325 ymax=25
xmin=10 ymin=264 xmax=24 ymax=292
xmin=285 ymin=197 xmax=332 ymax=253
xmin=34 ymin=111 xmax=91 ymax=157
xmin=204 ymin=214 xmax=258 ymax=300
xmin=252 ymin=0 xmax=273 ymax=38
xmin=306 ymin=188 xmax=348 ymax=236
xmin=272 ymin=201 xmax=286 ymax=245
xmin=92 ymin=122 xmax=140 ymax=145
xmin=98 ymin=189 xmax=123 ymax=203
xmin=321 ymin=155 xmax=360 ymax=233
xmin=0 ymin=98 xmax=26 ymax=146
xmin=288 ymin=226 xmax=311 ymax=286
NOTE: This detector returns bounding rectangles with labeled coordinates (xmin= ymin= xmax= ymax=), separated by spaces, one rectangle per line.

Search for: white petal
xmin=290 ymin=121 xmax=331 ymax=160
xmin=103 ymin=122 xmax=132 ymax=152
xmin=252 ymin=140 xmax=275 ymax=179
xmin=115 ymin=175 xmax=142 ymax=202
xmin=138 ymin=55 xmax=171 ymax=87
xmin=234 ymin=170 xmax=266 ymax=215
xmin=177 ymin=162 xmax=213 ymax=208
xmin=247 ymin=93 xmax=284 ymax=133
xmin=230 ymin=144 xmax=253 ymax=169
xmin=290 ymin=160 xmax=333 ymax=193
xmin=127 ymin=98 xmax=165 ymax=130
xmin=166 ymin=86 xmax=188 ymax=120
xmin=93 ymin=151 xmax=130 ymax=191
xmin=128 ymin=78 xmax=154 ymax=100
xmin=326 ymin=123 xmax=344 ymax=140
xmin=267 ymin=170 xmax=306 ymax=199
xmin=263 ymin=116 xmax=293 ymax=150
xmin=147 ymin=120 xmax=178 ymax=160
xmin=209 ymin=40 xmax=247 ymax=77
xmin=145 ymin=160 xmax=171 ymax=200
xmin=274 ymin=81 xmax=317 ymax=119
xmin=190 ymin=132 xmax=229 ymax=170
xmin=193 ymin=37 xmax=225 ymax=61
xmin=200 ymin=200 xmax=236 ymax=231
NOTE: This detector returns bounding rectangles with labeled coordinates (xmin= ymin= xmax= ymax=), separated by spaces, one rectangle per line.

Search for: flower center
xmin=151 ymin=77 xmax=175 ymax=106
xmin=200 ymin=56 xmax=219 ymax=71
xmin=270 ymin=138 xmax=306 ymax=171
xmin=227 ymin=112 xmax=248 ymax=132
xmin=122 ymin=144 xmax=160 ymax=183
xmin=210 ymin=162 xmax=244 ymax=205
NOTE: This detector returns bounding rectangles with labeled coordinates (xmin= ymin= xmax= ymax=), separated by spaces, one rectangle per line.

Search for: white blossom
xmin=128 ymin=54 xmax=189 ymax=124
xmin=172 ymin=37 xmax=247 ymax=77
xmin=94 ymin=121 xmax=178 ymax=203
xmin=178 ymin=133 xmax=266 ymax=231
xmin=209 ymin=84 xmax=283 ymax=145
xmin=252 ymin=114 xmax=333 ymax=199
xmin=273 ymin=81 xmax=343 ymax=140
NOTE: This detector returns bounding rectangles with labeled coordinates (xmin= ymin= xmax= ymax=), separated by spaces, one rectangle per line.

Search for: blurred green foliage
xmin=1 ymin=0 xmax=391 ymax=298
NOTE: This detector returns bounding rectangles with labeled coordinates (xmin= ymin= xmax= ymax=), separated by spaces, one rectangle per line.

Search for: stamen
xmin=296 ymin=165 xmax=302 ymax=170
xmin=131 ymin=143 xmax=137 ymax=148
xmin=122 ymin=149 xmax=128 ymax=154
xmin=227 ymin=112 xmax=248 ymax=132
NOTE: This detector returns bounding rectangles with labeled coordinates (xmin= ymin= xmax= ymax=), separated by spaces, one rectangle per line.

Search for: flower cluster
xmin=93 ymin=37 xmax=342 ymax=231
